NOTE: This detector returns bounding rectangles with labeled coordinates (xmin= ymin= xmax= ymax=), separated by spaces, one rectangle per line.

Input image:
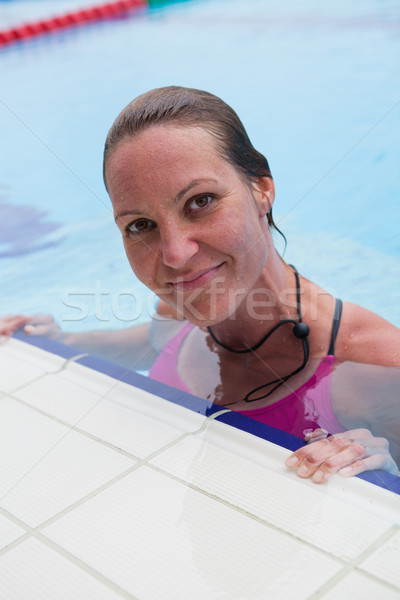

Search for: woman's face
xmin=106 ymin=125 xmax=274 ymax=325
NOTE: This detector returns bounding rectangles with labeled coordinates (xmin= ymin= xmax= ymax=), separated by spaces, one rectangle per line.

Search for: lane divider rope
xmin=0 ymin=0 xmax=148 ymax=47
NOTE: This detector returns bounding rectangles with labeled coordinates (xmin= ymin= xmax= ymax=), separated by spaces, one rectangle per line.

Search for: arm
xmin=62 ymin=323 xmax=159 ymax=370
xmin=0 ymin=301 xmax=184 ymax=370
xmin=285 ymin=303 xmax=400 ymax=482
xmin=0 ymin=313 xmax=158 ymax=370
xmin=330 ymin=362 xmax=400 ymax=463
xmin=334 ymin=302 xmax=400 ymax=367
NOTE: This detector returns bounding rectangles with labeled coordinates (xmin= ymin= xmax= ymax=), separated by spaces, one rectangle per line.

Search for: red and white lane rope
xmin=0 ymin=0 xmax=148 ymax=46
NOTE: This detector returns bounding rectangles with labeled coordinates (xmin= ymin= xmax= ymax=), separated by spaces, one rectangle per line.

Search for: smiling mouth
xmin=169 ymin=263 xmax=224 ymax=291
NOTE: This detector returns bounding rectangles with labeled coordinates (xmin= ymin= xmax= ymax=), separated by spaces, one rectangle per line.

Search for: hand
xmin=0 ymin=314 xmax=63 ymax=342
xmin=0 ymin=314 xmax=33 ymax=342
xmin=285 ymin=428 xmax=399 ymax=483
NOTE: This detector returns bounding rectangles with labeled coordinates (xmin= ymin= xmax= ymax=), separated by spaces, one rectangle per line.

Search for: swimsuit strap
xmin=327 ymin=298 xmax=343 ymax=356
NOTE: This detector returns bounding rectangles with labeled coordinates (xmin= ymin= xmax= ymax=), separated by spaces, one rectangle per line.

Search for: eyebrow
xmin=173 ymin=178 xmax=218 ymax=205
xmin=115 ymin=209 xmax=142 ymax=221
xmin=114 ymin=178 xmax=218 ymax=221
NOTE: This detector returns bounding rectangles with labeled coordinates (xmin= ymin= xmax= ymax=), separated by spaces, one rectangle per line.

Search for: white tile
xmin=0 ymin=339 xmax=67 ymax=394
xmin=0 ymin=348 xmax=46 ymax=393
xmin=43 ymin=467 xmax=340 ymax=600
xmin=0 ymin=339 xmax=67 ymax=372
xmin=0 ymin=398 xmax=72 ymax=499
xmin=13 ymin=371 xmax=106 ymax=424
xmin=0 ymin=399 xmax=135 ymax=526
xmin=0 ymin=513 xmax=26 ymax=550
xmin=49 ymin=359 xmax=131 ymax=398
xmin=321 ymin=571 xmax=400 ymax=600
xmin=72 ymin=375 xmax=207 ymax=458
xmin=359 ymin=529 xmax=400 ymax=589
xmin=0 ymin=538 xmax=127 ymax=600
xmin=14 ymin=361 xmax=207 ymax=457
xmin=150 ymin=422 xmax=395 ymax=561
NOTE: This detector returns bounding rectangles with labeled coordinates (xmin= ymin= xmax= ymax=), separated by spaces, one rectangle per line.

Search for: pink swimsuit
xmin=149 ymin=320 xmax=346 ymax=439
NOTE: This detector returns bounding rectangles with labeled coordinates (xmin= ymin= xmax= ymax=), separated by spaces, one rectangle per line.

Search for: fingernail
xmin=298 ymin=465 xmax=309 ymax=477
xmin=285 ymin=456 xmax=298 ymax=467
xmin=313 ymin=470 xmax=325 ymax=482
xmin=338 ymin=466 xmax=352 ymax=476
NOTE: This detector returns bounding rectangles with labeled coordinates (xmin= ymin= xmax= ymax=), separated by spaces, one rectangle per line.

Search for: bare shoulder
xmin=335 ymin=302 xmax=400 ymax=366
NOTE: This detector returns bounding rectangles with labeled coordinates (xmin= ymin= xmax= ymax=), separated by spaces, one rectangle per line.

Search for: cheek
xmin=239 ymin=221 xmax=269 ymax=273
xmin=124 ymin=242 xmax=155 ymax=286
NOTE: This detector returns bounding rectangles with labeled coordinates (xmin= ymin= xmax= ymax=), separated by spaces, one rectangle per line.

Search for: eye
xmin=187 ymin=194 xmax=215 ymax=212
xmin=126 ymin=218 xmax=154 ymax=235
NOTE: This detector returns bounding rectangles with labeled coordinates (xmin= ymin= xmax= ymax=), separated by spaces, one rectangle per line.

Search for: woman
xmin=3 ymin=86 xmax=399 ymax=482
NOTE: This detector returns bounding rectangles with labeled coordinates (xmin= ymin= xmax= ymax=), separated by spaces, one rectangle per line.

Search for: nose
xmin=159 ymin=222 xmax=199 ymax=269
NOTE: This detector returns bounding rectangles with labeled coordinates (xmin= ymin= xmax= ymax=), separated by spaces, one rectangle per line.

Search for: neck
xmin=209 ymin=254 xmax=301 ymax=351
xmin=207 ymin=258 xmax=311 ymax=405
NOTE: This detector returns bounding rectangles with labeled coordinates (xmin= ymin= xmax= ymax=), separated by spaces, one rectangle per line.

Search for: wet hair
xmin=103 ymin=85 xmax=284 ymax=240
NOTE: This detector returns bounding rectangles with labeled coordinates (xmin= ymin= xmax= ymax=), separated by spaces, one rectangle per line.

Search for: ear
xmin=251 ymin=177 xmax=275 ymax=217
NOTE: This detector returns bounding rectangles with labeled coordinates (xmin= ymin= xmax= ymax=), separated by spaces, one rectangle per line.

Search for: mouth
xmin=168 ymin=263 xmax=224 ymax=291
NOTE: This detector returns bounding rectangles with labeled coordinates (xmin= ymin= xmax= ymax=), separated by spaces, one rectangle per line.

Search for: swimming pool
xmin=1 ymin=0 xmax=399 ymax=334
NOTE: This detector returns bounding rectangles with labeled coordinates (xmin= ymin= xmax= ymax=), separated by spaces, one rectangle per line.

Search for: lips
xmin=168 ymin=263 xmax=224 ymax=291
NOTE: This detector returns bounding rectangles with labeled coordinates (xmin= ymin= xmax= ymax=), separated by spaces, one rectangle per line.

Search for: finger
xmin=333 ymin=429 xmax=373 ymax=441
xmin=24 ymin=323 xmax=62 ymax=340
xmin=287 ymin=438 xmax=364 ymax=482
xmin=29 ymin=314 xmax=54 ymax=325
xmin=0 ymin=314 xmax=28 ymax=322
xmin=285 ymin=436 xmax=352 ymax=469
xmin=351 ymin=437 xmax=390 ymax=452
xmin=310 ymin=444 xmax=366 ymax=483
xmin=304 ymin=429 xmax=329 ymax=443
xmin=24 ymin=324 xmax=52 ymax=337
xmin=1 ymin=315 xmax=32 ymax=335
xmin=332 ymin=433 xmax=390 ymax=454
xmin=338 ymin=454 xmax=399 ymax=477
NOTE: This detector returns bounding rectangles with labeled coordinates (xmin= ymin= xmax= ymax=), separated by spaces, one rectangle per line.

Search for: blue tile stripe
xmin=13 ymin=331 xmax=400 ymax=495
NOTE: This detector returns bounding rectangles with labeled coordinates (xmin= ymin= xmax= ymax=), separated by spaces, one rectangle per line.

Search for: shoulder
xmin=335 ymin=301 xmax=400 ymax=366
xmin=148 ymin=317 xmax=190 ymax=352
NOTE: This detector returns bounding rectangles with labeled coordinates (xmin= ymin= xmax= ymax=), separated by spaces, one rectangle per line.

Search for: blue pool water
xmin=0 ymin=0 xmax=399 ymax=331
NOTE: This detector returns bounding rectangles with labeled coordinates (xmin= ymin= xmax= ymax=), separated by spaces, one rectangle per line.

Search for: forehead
xmin=105 ymin=125 xmax=232 ymax=194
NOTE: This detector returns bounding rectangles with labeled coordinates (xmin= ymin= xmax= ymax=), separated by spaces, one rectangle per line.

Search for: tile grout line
xmin=0 ymin=505 xmax=33 ymax=533
xmin=7 ymin=393 xmax=145 ymax=461
xmin=35 ymin=534 xmax=139 ymax=600
xmin=0 ymin=410 xmax=229 ymax=557
xmin=145 ymin=461 xmax=347 ymax=566
xmin=3 ymin=353 xmax=400 ymax=593
xmin=50 ymin=354 xmax=89 ymax=374
xmin=306 ymin=524 xmax=400 ymax=599
xmin=3 ymin=346 xmax=399 ymax=593
xmin=1 ymin=406 xmax=398 ymax=594
xmin=4 ymin=348 xmax=231 ymax=469
xmin=0 ymin=352 xmax=89 ymax=397
xmin=4 ymin=395 xmax=228 ymax=468
xmin=1 ymin=341 xmax=221 ymax=504
xmin=352 ymin=568 xmax=400 ymax=596
xmin=0 ymin=372 xmax=49 ymax=397
xmin=0 ymin=413 xmax=234 ymax=594
xmin=2 ymin=399 xmax=396 ymax=579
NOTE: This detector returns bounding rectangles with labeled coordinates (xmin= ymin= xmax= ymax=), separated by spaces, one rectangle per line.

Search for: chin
xmin=177 ymin=299 xmax=234 ymax=327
